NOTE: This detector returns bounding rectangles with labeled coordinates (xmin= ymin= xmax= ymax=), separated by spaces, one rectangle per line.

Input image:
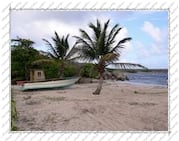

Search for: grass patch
xmin=11 ymin=96 xmax=18 ymax=131
xmin=45 ymin=96 xmax=65 ymax=101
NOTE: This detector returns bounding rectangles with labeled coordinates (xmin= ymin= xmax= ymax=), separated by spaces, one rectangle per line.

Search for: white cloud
xmin=142 ymin=21 xmax=163 ymax=43
xmin=11 ymin=11 xmax=113 ymax=51
xmin=11 ymin=11 xmax=131 ymax=52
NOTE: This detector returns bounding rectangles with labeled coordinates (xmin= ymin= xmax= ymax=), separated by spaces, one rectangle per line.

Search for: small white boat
xmin=20 ymin=77 xmax=79 ymax=91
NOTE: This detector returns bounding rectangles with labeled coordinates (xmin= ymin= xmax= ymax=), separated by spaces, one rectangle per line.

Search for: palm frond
xmin=42 ymin=38 xmax=59 ymax=58
xmin=111 ymin=37 xmax=132 ymax=53
xmin=107 ymin=24 xmax=118 ymax=43
xmin=64 ymin=34 xmax=70 ymax=50
xmin=96 ymin=19 xmax=101 ymax=31
xmin=82 ymin=46 xmax=96 ymax=61
xmin=65 ymin=42 xmax=81 ymax=60
xmin=74 ymin=36 xmax=89 ymax=46
xmin=89 ymin=22 xmax=101 ymax=39
xmin=102 ymin=53 xmax=118 ymax=62
xmin=54 ymin=31 xmax=61 ymax=43
xmin=116 ymin=37 xmax=132 ymax=45
xmin=79 ymin=29 xmax=95 ymax=48
xmin=73 ymin=36 xmax=96 ymax=53
xmin=107 ymin=27 xmax=122 ymax=46
xmin=110 ymin=45 xmax=124 ymax=53
xmin=99 ymin=53 xmax=119 ymax=67
xmin=97 ymin=20 xmax=110 ymax=55
xmin=52 ymin=36 xmax=63 ymax=58
xmin=60 ymin=35 xmax=70 ymax=58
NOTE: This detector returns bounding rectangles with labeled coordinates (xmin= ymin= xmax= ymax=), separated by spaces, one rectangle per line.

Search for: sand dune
xmin=12 ymin=81 xmax=168 ymax=131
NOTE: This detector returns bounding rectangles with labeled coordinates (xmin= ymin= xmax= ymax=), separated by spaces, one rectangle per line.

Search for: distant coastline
xmin=147 ymin=69 xmax=168 ymax=72
xmin=107 ymin=68 xmax=168 ymax=73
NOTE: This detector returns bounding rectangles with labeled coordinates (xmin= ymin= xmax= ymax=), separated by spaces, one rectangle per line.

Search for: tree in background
xmin=11 ymin=37 xmax=41 ymax=81
xmin=41 ymin=31 xmax=80 ymax=78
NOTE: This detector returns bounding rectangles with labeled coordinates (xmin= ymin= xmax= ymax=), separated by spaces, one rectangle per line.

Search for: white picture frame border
xmin=0 ymin=0 xmax=178 ymax=141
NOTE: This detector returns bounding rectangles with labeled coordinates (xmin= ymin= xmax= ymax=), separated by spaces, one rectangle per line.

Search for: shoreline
xmin=12 ymin=81 xmax=168 ymax=131
xmin=115 ymin=80 xmax=168 ymax=88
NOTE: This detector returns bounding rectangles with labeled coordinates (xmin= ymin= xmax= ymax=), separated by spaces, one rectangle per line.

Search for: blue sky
xmin=11 ymin=10 xmax=168 ymax=69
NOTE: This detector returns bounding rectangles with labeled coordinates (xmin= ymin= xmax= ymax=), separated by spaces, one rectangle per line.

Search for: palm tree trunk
xmin=59 ymin=68 xmax=64 ymax=79
xmin=93 ymin=73 xmax=104 ymax=95
xmin=58 ymin=61 xmax=64 ymax=79
xmin=24 ymin=65 xmax=29 ymax=80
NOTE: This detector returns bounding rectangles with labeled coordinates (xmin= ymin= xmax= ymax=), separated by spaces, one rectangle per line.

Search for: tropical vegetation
xmin=11 ymin=19 xmax=147 ymax=95
xmin=80 ymin=63 xmax=98 ymax=78
xmin=40 ymin=32 xmax=80 ymax=78
xmin=11 ymin=37 xmax=44 ymax=81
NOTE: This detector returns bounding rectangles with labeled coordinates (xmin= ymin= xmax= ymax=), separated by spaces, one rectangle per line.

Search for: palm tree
xmin=42 ymin=31 xmax=79 ymax=78
xmin=74 ymin=19 xmax=147 ymax=95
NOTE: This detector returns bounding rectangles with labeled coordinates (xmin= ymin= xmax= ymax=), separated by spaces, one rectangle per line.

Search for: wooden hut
xmin=30 ymin=69 xmax=45 ymax=81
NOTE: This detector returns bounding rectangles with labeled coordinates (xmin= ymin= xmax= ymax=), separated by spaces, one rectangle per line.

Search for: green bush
xmin=11 ymin=45 xmax=42 ymax=80
xmin=81 ymin=63 xmax=98 ymax=78
xmin=42 ymin=62 xmax=59 ymax=79
xmin=33 ymin=62 xmax=79 ymax=79
xmin=64 ymin=64 xmax=79 ymax=77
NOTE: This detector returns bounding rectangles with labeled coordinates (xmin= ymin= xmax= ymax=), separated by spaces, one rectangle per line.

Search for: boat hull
xmin=20 ymin=77 xmax=79 ymax=91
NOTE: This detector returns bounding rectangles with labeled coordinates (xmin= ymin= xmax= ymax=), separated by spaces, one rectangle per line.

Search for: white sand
xmin=12 ymin=81 xmax=168 ymax=131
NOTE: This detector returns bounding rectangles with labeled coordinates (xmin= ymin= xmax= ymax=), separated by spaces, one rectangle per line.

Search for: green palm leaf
xmin=43 ymin=38 xmax=59 ymax=58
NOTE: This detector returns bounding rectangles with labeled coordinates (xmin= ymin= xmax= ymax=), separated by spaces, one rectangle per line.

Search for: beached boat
xmin=20 ymin=77 xmax=79 ymax=91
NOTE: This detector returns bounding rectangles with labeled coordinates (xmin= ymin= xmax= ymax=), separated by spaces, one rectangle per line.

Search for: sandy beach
xmin=12 ymin=81 xmax=168 ymax=131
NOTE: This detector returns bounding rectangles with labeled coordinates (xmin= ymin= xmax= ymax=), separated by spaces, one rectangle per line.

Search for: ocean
xmin=126 ymin=70 xmax=168 ymax=86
